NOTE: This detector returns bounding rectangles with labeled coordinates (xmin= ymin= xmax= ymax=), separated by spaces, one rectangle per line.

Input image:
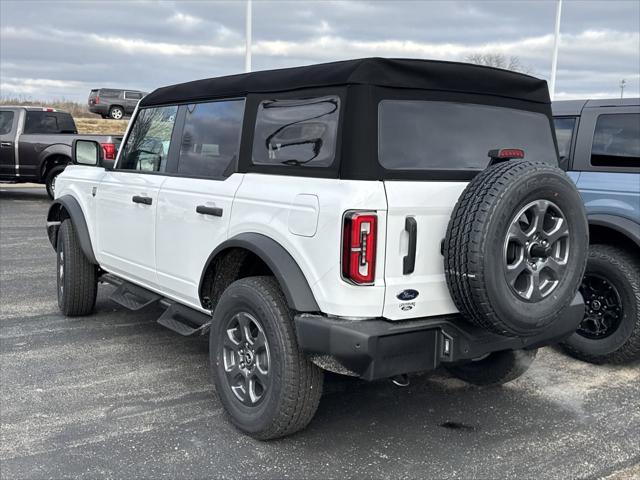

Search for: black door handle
xmin=196 ymin=205 xmax=223 ymax=217
xmin=132 ymin=195 xmax=152 ymax=205
xmin=403 ymin=216 xmax=417 ymax=275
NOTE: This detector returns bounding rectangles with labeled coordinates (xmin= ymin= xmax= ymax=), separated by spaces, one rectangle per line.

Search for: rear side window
xmin=125 ymin=91 xmax=143 ymax=100
xmin=177 ymin=100 xmax=244 ymax=178
xmin=118 ymin=105 xmax=177 ymax=172
xmin=252 ymin=96 xmax=340 ymax=167
xmin=100 ymin=89 xmax=120 ymax=97
xmin=0 ymin=111 xmax=14 ymax=135
xmin=379 ymin=101 xmax=557 ymax=171
xmin=23 ymin=111 xmax=76 ymax=134
xmin=591 ymin=113 xmax=640 ymax=168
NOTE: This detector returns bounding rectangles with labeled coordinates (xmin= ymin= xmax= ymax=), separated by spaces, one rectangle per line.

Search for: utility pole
xmin=620 ymin=79 xmax=626 ymax=99
xmin=245 ymin=0 xmax=252 ymax=73
xmin=549 ymin=0 xmax=562 ymax=100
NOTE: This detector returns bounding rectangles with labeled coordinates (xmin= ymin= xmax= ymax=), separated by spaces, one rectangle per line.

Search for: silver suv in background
xmin=88 ymin=88 xmax=147 ymax=120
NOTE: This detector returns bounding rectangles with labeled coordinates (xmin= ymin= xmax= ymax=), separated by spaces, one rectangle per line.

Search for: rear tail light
xmin=95 ymin=95 xmax=100 ymax=105
xmin=101 ymin=143 xmax=116 ymax=160
xmin=342 ymin=212 xmax=377 ymax=284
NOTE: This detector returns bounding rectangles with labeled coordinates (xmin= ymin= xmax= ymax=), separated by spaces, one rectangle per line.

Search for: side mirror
xmin=72 ymin=139 xmax=102 ymax=166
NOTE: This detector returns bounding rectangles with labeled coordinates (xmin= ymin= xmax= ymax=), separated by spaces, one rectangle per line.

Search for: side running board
xmin=109 ymin=281 xmax=162 ymax=310
xmin=157 ymin=303 xmax=211 ymax=337
xmin=102 ymin=274 xmax=211 ymax=336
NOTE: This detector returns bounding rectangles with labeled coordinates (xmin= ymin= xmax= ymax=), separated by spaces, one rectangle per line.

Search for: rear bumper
xmin=88 ymin=104 xmax=109 ymax=115
xmin=295 ymin=293 xmax=585 ymax=381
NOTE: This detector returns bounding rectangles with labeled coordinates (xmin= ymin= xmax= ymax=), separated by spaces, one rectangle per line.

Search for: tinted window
xmin=0 ymin=111 xmax=14 ymax=135
xmin=118 ymin=105 xmax=177 ymax=172
xmin=100 ymin=89 xmax=120 ymax=97
xmin=24 ymin=111 xmax=76 ymax=134
xmin=591 ymin=113 xmax=640 ymax=168
xmin=252 ymin=96 xmax=340 ymax=167
xmin=126 ymin=91 xmax=143 ymax=100
xmin=379 ymin=101 xmax=557 ymax=171
xmin=177 ymin=100 xmax=244 ymax=178
xmin=553 ymin=117 xmax=576 ymax=170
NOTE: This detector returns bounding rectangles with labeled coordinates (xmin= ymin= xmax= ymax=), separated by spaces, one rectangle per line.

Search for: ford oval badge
xmin=397 ymin=289 xmax=419 ymax=301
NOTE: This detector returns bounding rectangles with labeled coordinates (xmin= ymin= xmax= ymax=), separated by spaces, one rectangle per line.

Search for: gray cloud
xmin=1 ymin=0 xmax=638 ymax=102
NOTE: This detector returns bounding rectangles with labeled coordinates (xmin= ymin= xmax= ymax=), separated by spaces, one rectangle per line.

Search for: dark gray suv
xmin=88 ymin=88 xmax=147 ymax=120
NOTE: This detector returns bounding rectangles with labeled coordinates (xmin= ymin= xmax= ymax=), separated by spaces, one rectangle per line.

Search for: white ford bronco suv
xmin=47 ymin=58 xmax=588 ymax=439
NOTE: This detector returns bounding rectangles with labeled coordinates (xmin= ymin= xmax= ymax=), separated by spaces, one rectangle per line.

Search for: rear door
xmin=95 ymin=104 xmax=178 ymax=288
xmin=0 ymin=108 xmax=19 ymax=177
xmin=155 ymin=99 xmax=245 ymax=307
xmin=380 ymin=99 xmax=558 ymax=320
xmin=572 ymin=106 xmax=640 ymax=222
xmin=124 ymin=91 xmax=143 ymax=114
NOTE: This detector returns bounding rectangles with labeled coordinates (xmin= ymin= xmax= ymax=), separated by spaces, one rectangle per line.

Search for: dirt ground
xmin=74 ymin=118 xmax=129 ymax=135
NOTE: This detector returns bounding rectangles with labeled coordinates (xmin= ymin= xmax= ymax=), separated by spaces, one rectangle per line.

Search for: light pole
xmin=245 ymin=0 xmax=252 ymax=73
xmin=549 ymin=0 xmax=563 ymax=101
xmin=620 ymin=79 xmax=626 ymax=99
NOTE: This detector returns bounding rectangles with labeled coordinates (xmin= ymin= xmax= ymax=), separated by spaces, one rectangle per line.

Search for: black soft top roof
xmin=141 ymin=57 xmax=550 ymax=107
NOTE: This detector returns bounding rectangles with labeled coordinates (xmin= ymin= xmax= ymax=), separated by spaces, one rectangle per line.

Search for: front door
xmin=0 ymin=108 xmax=18 ymax=177
xmin=95 ymin=104 xmax=178 ymax=288
xmin=155 ymin=99 xmax=245 ymax=307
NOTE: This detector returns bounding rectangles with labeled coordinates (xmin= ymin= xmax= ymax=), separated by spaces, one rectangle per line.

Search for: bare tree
xmin=465 ymin=53 xmax=534 ymax=75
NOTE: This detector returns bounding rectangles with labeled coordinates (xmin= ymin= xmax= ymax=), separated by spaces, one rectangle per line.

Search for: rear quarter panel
xmin=576 ymin=171 xmax=640 ymax=224
xmin=230 ymin=174 xmax=388 ymax=318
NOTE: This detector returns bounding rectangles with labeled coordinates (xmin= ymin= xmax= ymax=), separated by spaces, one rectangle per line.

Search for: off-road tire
xmin=109 ymin=106 xmax=124 ymax=120
xmin=446 ymin=349 xmax=538 ymax=386
xmin=561 ymin=245 xmax=640 ymax=364
xmin=56 ymin=220 xmax=97 ymax=316
xmin=45 ymin=165 xmax=66 ymax=199
xmin=444 ymin=160 xmax=588 ymax=337
xmin=210 ymin=276 xmax=323 ymax=440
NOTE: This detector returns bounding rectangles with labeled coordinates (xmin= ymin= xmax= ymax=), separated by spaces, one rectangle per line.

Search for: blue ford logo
xmin=397 ymin=289 xmax=419 ymax=301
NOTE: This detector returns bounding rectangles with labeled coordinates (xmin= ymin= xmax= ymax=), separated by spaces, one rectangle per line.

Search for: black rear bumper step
xmin=295 ymin=293 xmax=585 ymax=381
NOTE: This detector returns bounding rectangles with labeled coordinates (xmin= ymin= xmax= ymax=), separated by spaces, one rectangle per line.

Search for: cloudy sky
xmin=1 ymin=0 xmax=638 ymax=102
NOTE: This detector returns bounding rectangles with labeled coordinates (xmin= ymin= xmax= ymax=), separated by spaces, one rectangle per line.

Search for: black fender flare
xmin=199 ymin=233 xmax=320 ymax=312
xmin=38 ymin=144 xmax=71 ymax=179
xmin=589 ymin=214 xmax=640 ymax=248
xmin=46 ymin=195 xmax=97 ymax=264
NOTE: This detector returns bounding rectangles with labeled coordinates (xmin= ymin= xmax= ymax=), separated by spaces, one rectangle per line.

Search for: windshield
xmin=378 ymin=100 xmax=557 ymax=171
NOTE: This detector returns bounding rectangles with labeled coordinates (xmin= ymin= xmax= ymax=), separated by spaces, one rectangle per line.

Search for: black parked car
xmin=88 ymin=88 xmax=147 ymax=120
xmin=0 ymin=106 xmax=122 ymax=198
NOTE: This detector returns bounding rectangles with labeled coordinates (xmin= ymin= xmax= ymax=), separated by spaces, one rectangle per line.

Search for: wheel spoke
xmin=546 ymin=219 xmax=569 ymax=245
xmin=508 ymin=222 xmax=529 ymax=244
xmin=545 ymin=257 xmax=566 ymax=276
xmin=529 ymin=201 xmax=549 ymax=234
xmin=236 ymin=313 xmax=251 ymax=343
xmin=505 ymin=257 xmax=528 ymax=285
xmin=529 ymin=271 xmax=543 ymax=302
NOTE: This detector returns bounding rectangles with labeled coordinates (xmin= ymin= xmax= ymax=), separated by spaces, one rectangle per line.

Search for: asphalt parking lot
xmin=1 ymin=186 xmax=639 ymax=480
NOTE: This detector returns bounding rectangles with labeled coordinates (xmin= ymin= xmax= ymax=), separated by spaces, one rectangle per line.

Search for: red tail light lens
xmin=342 ymin=212 xmax=377 ymax=284
xmin=488 ymin=148 xmax=525 ymax=160
xmin=101 ymin=143 xmax=116 ymax=160
xmin=95 ymin=95 xmax=100 ymax=105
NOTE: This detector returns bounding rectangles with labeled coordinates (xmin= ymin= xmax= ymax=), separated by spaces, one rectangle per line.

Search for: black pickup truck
xmin=0 ymin=107 xmax=122 ymax=198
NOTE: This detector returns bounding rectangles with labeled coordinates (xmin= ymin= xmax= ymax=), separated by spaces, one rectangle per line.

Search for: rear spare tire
xmin=444 ymin=160 xmax=588 ymax=337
